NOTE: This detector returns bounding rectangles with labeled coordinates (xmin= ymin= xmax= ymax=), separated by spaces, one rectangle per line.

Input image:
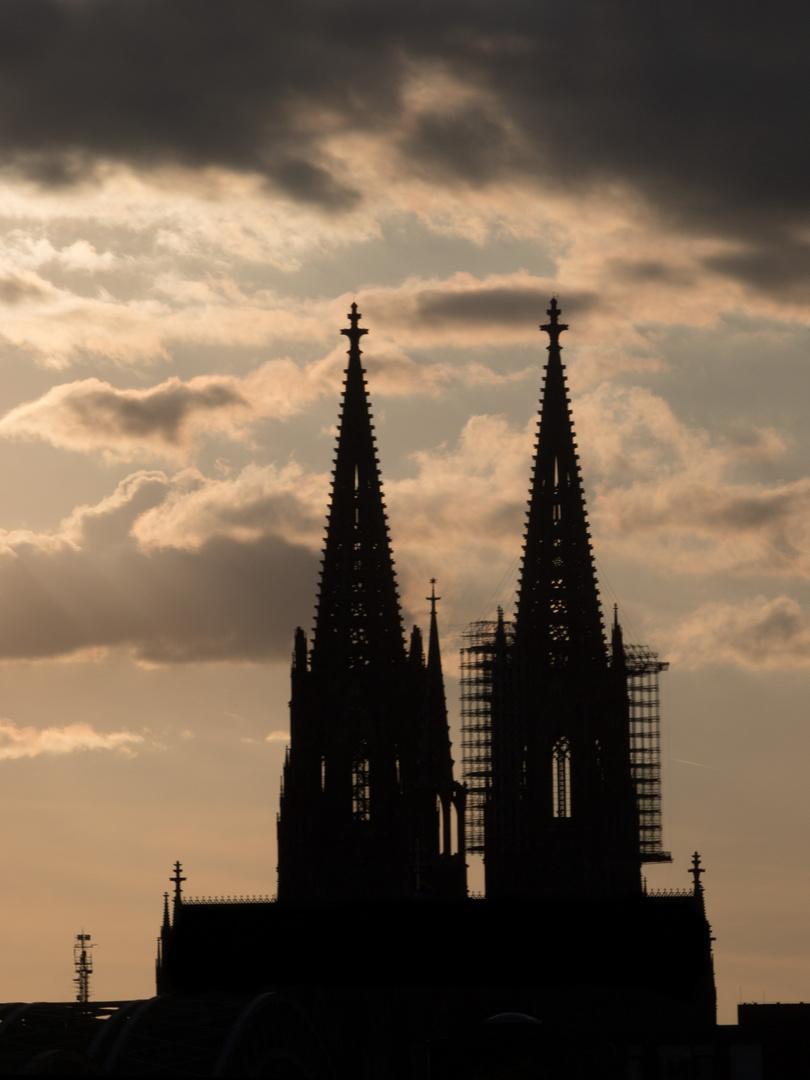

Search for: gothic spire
xmin=311 ymin=303 xmax=405 ymax=675
xmin=278 ymin=310 xmax=465 ymax=903
xmin=426 ymin=580 xmax=445 ymax=727
xmin=425 ymin=580 xmax=454 ymax=791
xmin=611 ymin=604 xmax=627 ymax=677
xmin=515 ymin=297 xmax=605 ymax=666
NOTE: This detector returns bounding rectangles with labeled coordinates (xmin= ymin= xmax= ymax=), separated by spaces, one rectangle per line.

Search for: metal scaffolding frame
xmin=623 ymin=643 xmax=671 ymax=863
xmin=461 ymin=623 xmax=670 ymax=862
xmin=460 ymin=620 xmax=507 ymax=854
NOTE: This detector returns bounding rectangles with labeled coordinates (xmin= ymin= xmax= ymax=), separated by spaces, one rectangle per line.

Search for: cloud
xmin=0 ymin=375 xmax=250 ymax=460
xmin=0 ymin=470 xmax=321 ymax=663
xmin=0 ymin=0 xmax=805 ymax=268
xmin=0 ymin=720 xmax=143 ymax=760
xmin=266 ymin=730 xmax=290 ymax=743
xmin=413 ymin=284 xmax=600 ymax=327
xmin=0 ymin=400 xmax=533 ymax=664
xmin=385 ymin=413 xmax=534 ymax=628
xmin=362 ymin=273 xmax=618 ymax=355
xmin=1 ymin=361 xmax=807 ymax=667
xmin=665 ymin=596 xmax=810 ymax=670
xmin=571 ymin=384 xmax=810 ymax=580
xmin=0 ymin=270 xmax=50 ymax=305
xmin=704 ymin=241 xmax=810 ymax=298
xmin=0 ymin=316 xmax=533 ymax=460
xmin=131 ymin=464 xmax=325 ymax=551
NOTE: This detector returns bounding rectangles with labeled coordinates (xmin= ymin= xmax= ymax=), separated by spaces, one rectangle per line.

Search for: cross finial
xmin=170 ymin=860 xmax=186 ymax=907
xmin=340 ymin=301 xmax=369 ymax=351
xmin=690 ymin=851 xmax=705 ymax=896
xmin=427 ymin=578 xmax=440 ymax=616
xmin=540 ymin=295 xmax=569 ymax=349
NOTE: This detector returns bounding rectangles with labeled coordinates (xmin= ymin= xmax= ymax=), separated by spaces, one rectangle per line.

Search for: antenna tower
xmin=73 ymin=932 xmax=94 ymax=1004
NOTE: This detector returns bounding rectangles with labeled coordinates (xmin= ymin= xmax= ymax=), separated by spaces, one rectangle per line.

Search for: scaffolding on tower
xmin=461 ymin=622 xmax=671 ymax=862
xmin=621 ymin=643 xmax=671 ymax=863
xmin=460 ymin=619 xmax=511 ymax=854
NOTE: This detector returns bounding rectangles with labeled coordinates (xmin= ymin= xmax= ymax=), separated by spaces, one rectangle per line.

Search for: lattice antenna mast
xmin=73 ymin=932 xmax=94 ymax=1004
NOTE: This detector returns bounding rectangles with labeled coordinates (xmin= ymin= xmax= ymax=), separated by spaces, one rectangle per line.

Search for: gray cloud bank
xmin=0 ymin=1 xmax=808 ymax=273
xmin=0 ymin=472 xmax=320 ymax=663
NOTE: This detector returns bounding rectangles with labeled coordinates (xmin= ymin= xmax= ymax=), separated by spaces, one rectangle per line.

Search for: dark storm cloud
xmin=416 ymin=286 xmax=599 ymax=325
xmin=0 ymin=531 xmax=317 ymax=663
xmin=403 ymin=103 xmax=525 ymax=184
xmin=2 ymin=2 xmax=809 ymax=262
xmin=63 ymin=380 xmax=247 ymax=443
xmin=704 ymin=242 xmax=810 ymax=296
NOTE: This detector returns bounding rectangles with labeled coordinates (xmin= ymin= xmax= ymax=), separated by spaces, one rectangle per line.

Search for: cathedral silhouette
xmin=156 ymin=299 xmax=715 ymax=1070
xmin=0 ymin=302 xmax=805 ymax=1076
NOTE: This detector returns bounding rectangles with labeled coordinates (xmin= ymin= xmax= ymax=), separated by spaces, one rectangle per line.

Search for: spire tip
xmin=341 ymin=301 xmax=368 ymax=347
xmin=427 ymin=578 xmax=440 ymax=616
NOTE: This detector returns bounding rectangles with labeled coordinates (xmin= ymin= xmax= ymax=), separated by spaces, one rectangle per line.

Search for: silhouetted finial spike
xmin=494 ymin=606 xmax=507 ymax=651
xmin=540 ymin=296 xmax=569 ymax=349
xmin=340 ymin=301 xmax=369 ymax=352
xmin=426 ymin=578 xmax=441 ymax=617
xmin=690 ymin=851 xmax=705 ymax=896
xmin=170 ymin=860 xmax=186 ymax=909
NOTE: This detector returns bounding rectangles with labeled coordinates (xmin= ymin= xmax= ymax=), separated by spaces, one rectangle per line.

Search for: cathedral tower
xmin=486 ymin=298 xmax=641 ymax=900
xmin=277 ymin=305 xmax=465 ymax=904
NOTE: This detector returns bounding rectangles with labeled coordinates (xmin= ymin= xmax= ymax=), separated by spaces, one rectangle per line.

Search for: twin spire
xmin=316 ymin=295 xmax=604 ymax=676
xmin=311 ymin=303 xmax=405 ymax=674
xmin=277 ymin=303 xmax=464 ymax=903
xmin=516 ymin=297 xmax=605 ymax=666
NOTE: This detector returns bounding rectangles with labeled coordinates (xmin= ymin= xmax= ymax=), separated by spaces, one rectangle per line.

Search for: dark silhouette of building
xmin=486 ymin=298 xmax=641 ymax=901
xmin=6 ymin=300 xmax=807 ymax=1077
xmin=150 ymin=301 xmax=716 ymax=1062
xmin=277 ymin=304 xmax=465 ymax=905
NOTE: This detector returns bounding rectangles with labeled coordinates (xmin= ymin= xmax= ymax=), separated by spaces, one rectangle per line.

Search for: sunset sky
xmin=0 ymin=1 xmax=808 ymax=1022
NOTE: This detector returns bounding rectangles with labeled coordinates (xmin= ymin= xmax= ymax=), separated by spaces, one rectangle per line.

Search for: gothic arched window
xmin=552 ymin=737 xmax=572 ymax=818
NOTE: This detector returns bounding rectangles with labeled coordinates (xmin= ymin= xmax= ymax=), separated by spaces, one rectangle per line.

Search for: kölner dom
xmin=0 ymin=303 xmax=805 ymax=1077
